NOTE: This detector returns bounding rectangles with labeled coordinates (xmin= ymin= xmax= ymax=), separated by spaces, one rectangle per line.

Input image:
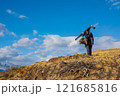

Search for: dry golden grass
xmin=0 ymin=48 xmax=120 ymax=80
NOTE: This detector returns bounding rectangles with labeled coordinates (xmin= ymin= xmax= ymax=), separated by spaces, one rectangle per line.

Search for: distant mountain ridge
xmin=0 ymin=48 xmax=120 ymax=80
xmin=0 ymin=63 xmax=19 ymax=72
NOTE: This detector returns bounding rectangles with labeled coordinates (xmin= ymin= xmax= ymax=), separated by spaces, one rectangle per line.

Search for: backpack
xmin=79 ymin=37 xmax=88 ymax=45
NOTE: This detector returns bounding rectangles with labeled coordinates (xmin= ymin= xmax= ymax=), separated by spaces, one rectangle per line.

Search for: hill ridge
xmin=0 ymin=48 xmax=120 ymax=80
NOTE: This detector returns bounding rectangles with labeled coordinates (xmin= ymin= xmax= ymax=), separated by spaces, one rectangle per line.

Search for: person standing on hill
xmin=75 ymin=25 xmax=95 ymax=55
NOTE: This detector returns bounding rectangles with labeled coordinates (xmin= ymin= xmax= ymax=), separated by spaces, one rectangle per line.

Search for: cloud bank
xmin=0 ymin=34 xmax=120 ymax=70
xmin=35 ymin=35 xmax=120 ymax=61
xmin=0 ymin=46 xmax=36 ymax=66
xmin=35 ymin=35 xmax=84 ymax=61
xmin=13 ymin=37 xmax=38 ymax=49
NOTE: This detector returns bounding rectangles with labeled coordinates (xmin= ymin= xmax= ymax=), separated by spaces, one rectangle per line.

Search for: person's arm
xmin=75 ymin=32 xmax=85 ymax=40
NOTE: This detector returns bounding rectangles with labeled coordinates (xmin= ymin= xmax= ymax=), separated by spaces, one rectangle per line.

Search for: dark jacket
xmin=81 ymin=31 xmax=94 ymax=45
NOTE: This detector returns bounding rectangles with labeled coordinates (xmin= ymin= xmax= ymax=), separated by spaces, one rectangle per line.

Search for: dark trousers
xmin=85 ymin=45 xmax=92 ymax=55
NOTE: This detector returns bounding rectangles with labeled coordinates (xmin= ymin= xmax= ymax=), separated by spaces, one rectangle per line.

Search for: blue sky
xmin=0 ymin=0 xmax=120 ymax=70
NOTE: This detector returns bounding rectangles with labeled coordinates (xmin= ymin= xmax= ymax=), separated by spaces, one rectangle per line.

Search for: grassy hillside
xmin=0 ymin=48 xmax=120 ymax=80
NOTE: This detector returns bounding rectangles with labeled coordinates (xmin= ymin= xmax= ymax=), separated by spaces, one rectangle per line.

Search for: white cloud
xmin=32 ymin=38 xmax=39 ymax=41
xmin=6 ymin=9 xmax=15 ymax=14
xmin=106 ymin=0 xmax=117 ymax=2
xmin=0 ymin=31 xmax=4 ymax=37
xmin=0 ymin=23 xmax=17 ymax=37
xmin=6 ymin=9 xmax=28 ymax=19
xmin=105 ymin=0 xmax=120 ymax=10
xmin=35 ymin=49 xmax=48 ymax=58
xmin=10 ymin=32 xmax=17 ymax=37
xmin=0 ymin=23 xmax=7 ymax=37
xmin=112 ymin=1 xmax=120 ymax=5
xmin=93 ymin=36 xmax=120 ymax=50
xmin=19 ymin=15 xmax=28 ymax=19
xmin=0 ymin=34 xmax=120 ymax=70
xmin=34 ymin=35 xmax=120 ymax=61
xmin=12 ymin=53 xmax=35 ymax=65
xmin=33 ymin=30 xmax=38 ymax=35
xmin=43 ymin=35 xmax=82 ymax=53
xmin=13 ymin=37 xmax=38 ymax=49
xmin=0 ymin=46 xmax=20 ymax=59
xmin=0 ymin=46 xmax=36 ymax=70
xmin=35 ymin=35 xmax=84 ymax=61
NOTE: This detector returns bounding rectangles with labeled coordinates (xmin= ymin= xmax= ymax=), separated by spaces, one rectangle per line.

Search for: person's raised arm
xmin=75 ymin=32 xmax=84 ymax=40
